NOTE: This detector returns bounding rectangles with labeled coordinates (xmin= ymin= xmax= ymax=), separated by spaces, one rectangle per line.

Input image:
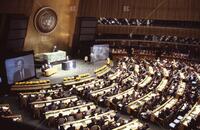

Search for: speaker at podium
xmin=62 ymin=60 xmax=76 ymax=70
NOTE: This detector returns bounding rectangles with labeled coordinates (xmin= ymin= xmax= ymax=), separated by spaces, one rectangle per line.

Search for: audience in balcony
xmin=98 ymin=17 xmax=200 ymax=29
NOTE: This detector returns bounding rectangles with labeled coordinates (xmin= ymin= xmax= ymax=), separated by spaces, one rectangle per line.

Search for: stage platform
xmin=35 ymin=59 xmax=106 ymax=84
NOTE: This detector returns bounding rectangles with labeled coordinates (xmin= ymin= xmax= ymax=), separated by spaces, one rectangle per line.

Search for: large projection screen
xmin=90 ymin=44 xmax=109 ymax=62
xmin=5 ymin=54 xmax=35 ymax=85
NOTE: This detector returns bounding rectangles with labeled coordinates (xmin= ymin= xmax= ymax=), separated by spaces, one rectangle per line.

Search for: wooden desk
xmin=0 ymin=104 xmax=10 ymax=108
xmin=179 ymin=103 xmax=200 ymax=130
xmin=156 ymin=78 xmax=168 ymax=92
xmin=134 ymin=64 xmax=140 ymax=74
xmin=179 ymin=72 xmax=185 ymax=80
xmin=138 ymin=76 xmax=152 ymax=88
xmin=107 ymin=87 xmax=135 ymax=107
xmin=91 ymin=83 xmax=116 ymax=97
xmin=94 ymin=65 xmax=108 ymax=73
xmin=162 ymin=68 xmax=169 ymax=77
xmin=11 ymin=80 xmax=51 ymax=91
xmin=45 ymin=102 xmax=95 ymax=119
xmin=148 ymin=66 xmax=154 ymax=75
xmin=176 ymin=81 xmax=186 ymax=97
xmin=96 ymin=67 xmax=111 ymax=77
xmin=195 ymin=72 xmax=200 ymax=83
xmin=60 ymin=110 xmax=116 ymax=130
xmin=1 ymin=114 xmax=22 ymax=122
xmin=122 ymin=72 xmax=135 ymax=83
xmin=19 ymin=88 xmax=61 ymax=97
xmin=30 ymin=96 xmax=77 ymax=109
xmin=63 ymin=77 xmax=95 ymax=86
xmin=112 ymin=119 xmax=143 ymax=130
xmin=75 ymin=79 xmax=104 ymax=91
xmin=151 ymin=97 xmax=178 ymax=122
xmin=127 ymin=92 xmax=156 ymax=114
xmin=44 ymin=67 xmax=57 ymax=76
xmin=19 ymin=88 xmax=62 ymax=107
xmin=108 ymin=70 xmax=122 ymax=80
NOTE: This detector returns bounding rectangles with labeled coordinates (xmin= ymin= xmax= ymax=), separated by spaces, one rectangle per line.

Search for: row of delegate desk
xmin=68 ymin=57 xmax=200 ymax=130
xmin=179 ymin=102 xmax=200 ymax=130
xmin=59 ymin=110 xmax=144 ymax=130
xmin=11 ymin=80 xmax=51 ymax=91
xmin=15 ymin=57 xmax=200 ymax=130
xmin=102 ymin=59 xmax=200 ymax=130
xmin=63 ymin=61 xmax=112 ymax=87
xmin=0 ymin=104 xmax=22 ymax=122
xmin=57 ymin=61 xmax=146 ymax=129
xmin=11 ymin=59 xmax=113 ymax=92
xmin=73 ymin=58 xmax=199 ymax=130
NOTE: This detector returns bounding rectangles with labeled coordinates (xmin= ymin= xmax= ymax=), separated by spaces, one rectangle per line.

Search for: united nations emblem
xmin=34 ymin=7 xmax=57 ymax=34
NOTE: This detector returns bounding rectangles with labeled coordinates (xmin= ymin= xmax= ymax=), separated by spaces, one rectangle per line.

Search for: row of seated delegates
xmin=147 ymin=61 xmax=198 ymax=120
xmin=79 ymin=79 xmax=112 ymax=92
xmin=98 ymin=17 xmax=200 ymax=29
xmin=99 ymin=70 xmax=114 ymax=81
xmin=137 ymin=91 xmax=169 ymax=120
xmin=77 ymin=59 xmax=129 ymax=92
xmin=133 ymin=49 xmax=157 ymax=56
xmin=0 ymin=105 xmax=12 ymax=117
xmin=70 ymin=56 xmax=197 ymax=128
xmin=32 ymin=96 xmax=81 ymax=119
xmin=154 ymin=72 xmax=199 ymax=126
xmin=90 ymin=61 xmax=139 ymax=104
xmin=77 ymin=79 xmax=112 ymax=103
xmin=111 ymin=60 xmax=164 ymax=112
xmin=28 ymin=88 xmax=72 ymax=103
xmin=159 ymin=89 xmax=198 ymax=127
xmin=98 ymin=17 xmax=153 ymax=26
xmin=79 ymin=57 xmax=150 ymax=106
xmin=42 ymin=99 xmax=87 ymax=123
xmin=143 ymin=35 xmax=200 ymax=45
xmin=107 ymin=57 xmax=170 ymax=116
xmin=15 ymin=79 xmax=50 ymax=85
xmin=111 ymin=75 xmax=163 ymax=114
xmin=111 ymin=48 xmax=128 ymax=54
xmin=53 ymin=106 xmax=103 ymax=128
xmin=187 ymin=115 xmax=200 ymax=130
xmin=60 ymin=111 xmax=149 ymax=130
xmin=0 ymin=104 xmax=22 ymax=122
xmin=19 ymin=84 xmax=63 ymax=107
xmin=158 ymin=98 xmax=185 ymax=121
xmin=164 ymin=69 xmax=182 ymax=96
xmin=161 ymin=52 xmax=189 ymax=60
xmin=21 ymin=90 xmax=73 ymax=118
xmin=193 ymin=63 xmax=200 ymax=73
xmin=140 ymin=52 xmax=190 ymax=65
xmin=32 ymin=89 xmax=73 ymax=103
xmin=41 ymin=63 xmax=52 ymax=73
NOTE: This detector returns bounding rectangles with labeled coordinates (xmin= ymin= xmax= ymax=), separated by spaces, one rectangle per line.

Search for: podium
xmin=44 ymin=67 xmax=57 ymax=76
xmin=62 ymin=60 xmax=76 ymax=70
xmin=35 ymin=50 xmax=66 ymax=64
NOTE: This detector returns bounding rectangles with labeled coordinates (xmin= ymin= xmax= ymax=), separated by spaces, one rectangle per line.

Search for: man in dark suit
xmin=67 ymin=124 xmax=75 ymax=130
xmin=57 ymin=113 xmax=66 ymax=125
xmin=13 ymin=59 xmax=32 ymax=82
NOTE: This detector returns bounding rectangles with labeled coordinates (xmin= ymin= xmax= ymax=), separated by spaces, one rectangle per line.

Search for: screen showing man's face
xmin=16 ymin=60 xmax=24 ymax=71
xmin=5 ymin=54 xmax=35 ymax=85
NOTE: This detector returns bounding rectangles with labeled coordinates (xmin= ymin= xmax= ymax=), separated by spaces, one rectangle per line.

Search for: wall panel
xmin=78 ymin=0 xmax=200 ymax=21
xmin=97 ymin=25 xmax=200 ymax=38
xmin=24 ymin=0 xmax=80 ymax=53
xmin=0 ymin=0 xmax=33 ymax=16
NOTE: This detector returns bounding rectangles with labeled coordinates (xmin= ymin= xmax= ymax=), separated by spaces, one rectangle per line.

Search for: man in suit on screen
xmin=13 ymin=58 xmax=32 ymax=82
